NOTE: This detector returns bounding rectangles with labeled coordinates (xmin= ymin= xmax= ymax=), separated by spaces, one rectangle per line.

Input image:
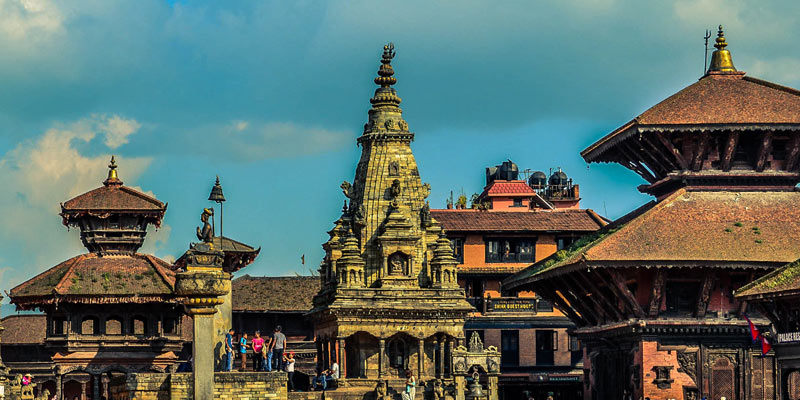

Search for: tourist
xmin=272 ymin=325 xmax=287 ymax=371
xmin=263 ymin=329 xmax=274 ymax=371
xmin=239 ymin=332 xmax=249 ymax=371
xmin=330 ymin=361 xmax=340 ymax=382
xmin=252 ymin=331 xmax=265 ymax=372
xmin=401 ymin=369 xmax=416 ymax=400
xmin=224 ymin=328 xmax=235 ymax=372
xmin=284 ymin=352 xmax=296 ymax=391
xmin=312 ymin=366 xmax=335 ymax=391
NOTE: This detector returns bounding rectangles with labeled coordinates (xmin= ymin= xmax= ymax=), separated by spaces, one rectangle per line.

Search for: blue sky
xmin=1 ymin=0 xmax=799 ymax=311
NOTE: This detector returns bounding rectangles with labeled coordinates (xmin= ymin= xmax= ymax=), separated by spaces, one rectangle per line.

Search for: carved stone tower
xmin=310 ymin=44 xmax=471 ymax=388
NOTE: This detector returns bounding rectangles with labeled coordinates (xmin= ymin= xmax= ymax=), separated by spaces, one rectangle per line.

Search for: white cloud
xmin=99 ymin=115 xmax=141 ymax=149
xmin=0 ymin=0 xmax=63 ymax=40
xmin=750 ymin=58 xmax=800 ymax=86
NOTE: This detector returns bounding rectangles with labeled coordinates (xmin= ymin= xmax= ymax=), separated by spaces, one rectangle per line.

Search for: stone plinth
xmin=109 ymin=372 xmax=287 ymax=400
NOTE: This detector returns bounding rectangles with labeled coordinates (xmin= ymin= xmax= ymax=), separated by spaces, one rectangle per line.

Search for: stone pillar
xmin=213 ymin=290 xmax=233 ymax=371
xmin=80 ymin=381 xmax=87 ymax=400
xmin=316 ymin=338 xmax=323 ymax=371
xmin=418 ymin=338 xmax=424 ymax=381
xmin=379 ymin=339 xmax=386 ymax=378
xmin=175 ymin=264 xmax=231 ymax=400
xmin=454 ymin=375 xmax=466 ymax=400
xmin=56 ymin=375 xmax=62 ymax=400
xmin=438 ymin=336 xmax=445 ymax=378
xmin=92 ymin=374 xmax=99 ymax=400
xmin=337 ymin=337 xmax=346 ymax=381
xmin=487 ymin=376 xmax=499 ymax=400
xmin=447 ymin=339 xmax=454 ymax=378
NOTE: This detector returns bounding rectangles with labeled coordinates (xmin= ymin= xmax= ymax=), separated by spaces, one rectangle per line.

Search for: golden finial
xmin=707 ymin=25 xmax=737 ymax=73
xmin=103 ymin=155 xmax=122 ymax=186
xmin=374 ymin=42 xmax=397 ymax=88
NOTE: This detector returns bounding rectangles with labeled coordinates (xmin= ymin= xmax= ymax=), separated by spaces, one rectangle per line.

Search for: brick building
xmin=433 ymin=161 xmax=606 ymax=399
xmin=505 ymin=27 xmax=800 ymax=400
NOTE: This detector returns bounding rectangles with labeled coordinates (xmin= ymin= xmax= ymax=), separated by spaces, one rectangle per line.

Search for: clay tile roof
xmin=9 ymin=253 xmax=177 ymax=308
xmin=480 ymin=181 xmax=536 ymax=197
xmin=505 ymin=189 xmax=800 ymax=289
xmin=1 ymin=314 xmax=46 ymax=344
xmin=431 ymin=209 xmax=606 ymax=232
xmin=62 ymin=185 xmax=165 ymax=213
xmin=583 ymin=74 xmax=800 ymax=161
xmin=735 ymin=258 xmax=800 ymax=300
xmin=232 ymin=275 xmax=320 ymax=312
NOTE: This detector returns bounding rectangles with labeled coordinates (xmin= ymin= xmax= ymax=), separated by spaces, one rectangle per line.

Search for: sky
xmin=1 ymin=0 xmax=799 ymax=313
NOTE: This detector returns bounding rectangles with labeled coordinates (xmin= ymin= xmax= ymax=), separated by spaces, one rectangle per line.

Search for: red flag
xmin=744 ymin=314 xmax=760 ymax=342
xmin=760 ymin=335 xmax=772 ymax=355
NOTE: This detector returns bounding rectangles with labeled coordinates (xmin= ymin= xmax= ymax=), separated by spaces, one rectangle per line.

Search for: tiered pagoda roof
xmin=9 ymin=157 xmax=178 ymax=310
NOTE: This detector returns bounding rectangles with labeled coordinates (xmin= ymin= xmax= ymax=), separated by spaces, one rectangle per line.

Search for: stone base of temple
xmin=108 ymin=371 xmax=288 ymax=400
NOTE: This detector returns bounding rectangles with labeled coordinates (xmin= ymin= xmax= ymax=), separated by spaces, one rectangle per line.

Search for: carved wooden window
xmin=665 ymin=281 xmax=700 ymax=316
xmin=710 ymin=357 xmax=736 ymax=400
xmin=750 ymin=354 xmax=775 ymax=400
xmin=485 ymin=238 xmax=534 ymax=263
xmin=449 ymin=238 xmax=464 ymax=263
xmin=163 ymin=317 xmax=178 ymax=335
xmin=787 ymin=370 xmax=800 ymax=400
xmin=105 ymin=316 xmax=123 ymax=335
xmin=81 ymin=316 xmax=99 ymax=335
xmin=52 ymin=317 xmax=66 ymax=336
xmin=652 ymin=366 xmax=674 ymax=389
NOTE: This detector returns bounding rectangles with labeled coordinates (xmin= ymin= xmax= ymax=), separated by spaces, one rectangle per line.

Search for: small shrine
xmin=451 ymin=333 xmax=500 ymax=400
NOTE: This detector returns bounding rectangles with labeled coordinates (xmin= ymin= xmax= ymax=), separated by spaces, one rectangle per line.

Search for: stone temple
xmin=309 ymin=43 xmax=474 ymax=391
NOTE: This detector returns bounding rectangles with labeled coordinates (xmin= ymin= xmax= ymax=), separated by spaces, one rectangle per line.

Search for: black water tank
xmin=497 ymin=160 xmax=519 ymax=181
xmin=549 ymin=169 xmax=568 ymax=186
xmin=529 ymin=171 xmax=547 ymax=187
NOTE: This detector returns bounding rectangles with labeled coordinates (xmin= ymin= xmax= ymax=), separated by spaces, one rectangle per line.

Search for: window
xmin=569 ymin=336 xmax=582 ymax=365
xmin=450 ymin=238 xmax=464 ymax=263
xmin=665 ymin=281 xmax=700 ymax=315
xmin=132 ymin=316 xmax=147 ymax=336
xmin=536 ymin=330 xmax=556 ymax=366
xmin=557 ymin=236 xmax=577 ymax=251
xmin=512 ymin=198 xmax=523 ymax=207
xmin=465 ymin=279 xmax=484 ymax=298
xmin=105 ymin=316 xmax=123 ymax=335
xmin=485 ymin=238 xmax=535 ymax=263
xmin=81 ymin=316 xmax=99 ymax=335
xmin=569 ymin=336 xmax=580 ymax=351
xmin=52 ymin=317 xmax=66 ymax=336
xmin=501 ymin=330 xmax=519 ymax=367
xmin=163 ymin=317 xmax=178 ymax=335
xmin=652 ymin=366 xmax=674 ymax=389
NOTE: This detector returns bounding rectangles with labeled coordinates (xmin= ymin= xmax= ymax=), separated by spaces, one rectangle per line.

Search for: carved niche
xmin=388 ymin=252 xmax=408 ymax=276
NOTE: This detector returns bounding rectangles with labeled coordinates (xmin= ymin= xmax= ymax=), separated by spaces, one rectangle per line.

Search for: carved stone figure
xmin=374 ymin=380 xmax=389 ymax=400
xmin=390 ymin=179 xmax=402 ymax=199
xmin=433 ymin=379 xmax=444 ymax=400
xmin=421 ymin=183 xmax=431 ymax=199
xmin=196 ymin=208 xmax=214 ymax=243
xmin=469 ymin=331 xmax=484 ymax=352
xmin=421 ymin=202 xmax=432 ymax=228
xmin=389 ymin=161 xmax=399 ymax=176
xmin=341 ymin=181 xmax=354 ymax=200
xmin=398 ymin=120 xmax=408 ymax=131
xmin=384 ymin=119 xmax=394 ymax=129
xmin=389 ymin=253 xmax=405 ymax=275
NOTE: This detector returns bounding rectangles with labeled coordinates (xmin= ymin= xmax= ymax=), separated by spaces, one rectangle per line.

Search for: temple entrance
xmin=387 ymin=334 xmax=410 ymax=376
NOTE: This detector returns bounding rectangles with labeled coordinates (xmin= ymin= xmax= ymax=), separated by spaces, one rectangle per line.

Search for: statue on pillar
xmin=196 ymin=208 xmax=214 ymax=243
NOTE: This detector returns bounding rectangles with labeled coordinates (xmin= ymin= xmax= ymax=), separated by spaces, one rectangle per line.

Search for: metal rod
xmin=704 ymin=29 xmax=712 ymax=73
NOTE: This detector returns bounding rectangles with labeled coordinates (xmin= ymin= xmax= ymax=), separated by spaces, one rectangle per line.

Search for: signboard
xmin=487 ymin=298 xmax=537 ymax=312
xmin=777 ymin=331 xmax=800 ymax=344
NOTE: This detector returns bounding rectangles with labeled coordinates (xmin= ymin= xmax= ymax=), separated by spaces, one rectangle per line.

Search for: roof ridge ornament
xmin=369 ymin=42 xmax=402 ymax=109
xmin=103 ymin=155 xmax=123 ymax=186
xmin=707 ymin=25 xmax=737 ymax=74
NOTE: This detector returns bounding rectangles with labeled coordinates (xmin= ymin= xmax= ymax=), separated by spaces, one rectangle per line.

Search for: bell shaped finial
xmin=707 ymin=25 xmax=737 ymax=73
xmin=208 ymin=175 xmax=226 ymax=203
xmin=103 ymin=155 xmax=123 ymax=186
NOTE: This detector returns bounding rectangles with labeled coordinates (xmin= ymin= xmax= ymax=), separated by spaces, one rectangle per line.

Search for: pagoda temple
xmin=505 ymin=27 xmax=800 ymax=400
xmin=9 ymin=157 xmax=185 ymax=400
xmin=309 ymin=44 xmax=473 ymax=391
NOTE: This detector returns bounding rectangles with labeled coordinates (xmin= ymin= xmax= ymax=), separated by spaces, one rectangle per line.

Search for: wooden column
xmin=695 ymin=272 xmax=714 ymax=318
xmin=80 ymin=381 xmax=87 ymax=400
xmin=721 ymin=131 xmax=740 ymax=171
xmin=755 ymin=131 xmax=774 ymax=171
xmin=418 ymin=338 xmax=425 ymax=381
xmin=378 ymin=339 xmax=386 ymax=378
xmin=647 ymin=269 xmax=667 ymax=318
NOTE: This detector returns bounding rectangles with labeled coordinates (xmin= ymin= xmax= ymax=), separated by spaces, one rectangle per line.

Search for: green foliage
xmin=733 ymin=222 xmax=743 ymax=227
xmin=724 ymin=228 xmax=733 ymax=233
xmin=755 ymin=239 xmax=763 ymax=244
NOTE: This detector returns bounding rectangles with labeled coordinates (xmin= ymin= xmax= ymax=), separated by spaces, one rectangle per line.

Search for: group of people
xmin=222 ymin=325 xmax=293 ymax=377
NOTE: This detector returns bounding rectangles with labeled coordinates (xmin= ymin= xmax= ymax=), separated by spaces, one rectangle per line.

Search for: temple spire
xmin=103 ymin=155 xmax=123 ymax=186
xmin=362 ymin=43 xmax=410 ymax=138
xmin=707 ymin=25 xmax=737 ymax=73
xmin=370 ymin=42 xmax=402 ymax=109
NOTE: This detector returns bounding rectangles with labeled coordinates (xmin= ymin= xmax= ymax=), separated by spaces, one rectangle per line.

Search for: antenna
xmin=703 ymin=29 xmax=712 ymax=73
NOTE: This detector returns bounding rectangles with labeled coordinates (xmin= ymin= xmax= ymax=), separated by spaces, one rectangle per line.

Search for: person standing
xmin=224 ymin=328 xmax=235 ymax=372
xmin=252 ymin=331 xmax=265 ymax=372
xmin=401 ymin=369 xmax=416 ymax=400
xmin=272 ymin=325 xmax=287 ymax=371
xmin=263 ymin=331 xmax=274 ymax=371
xmin=284 ymin=352 xmax=296 ymax=391
xmin=239 ymin=333 xmax=249 ymax=371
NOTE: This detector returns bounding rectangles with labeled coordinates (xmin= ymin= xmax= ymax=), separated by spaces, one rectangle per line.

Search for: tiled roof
xmin=62 ymin=184 xmax=165 ymax=212
xmin=583 ymin=74 xmax=800 ymax=160
xmin=232 ymin=275 xmax=320 ymax=312
xmin=735 ymin=258 xmax=800 ymax=300
xmin=431 ymin=209 xmax=605 ymax=232
xmin=1 ymin=315 xmax=46 ymax=344
xmin=505 ymin=189 xmax=800 ymax=288
xmin=10 ymin=253 xmax=177 ymax=308
xmin=480 ymin=181 xmax=536 ymax=197
xmin=174 ymin=236 xmax=260 ymax=272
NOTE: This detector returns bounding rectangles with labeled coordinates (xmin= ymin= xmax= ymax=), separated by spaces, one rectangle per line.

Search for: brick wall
xmin=109 ymin=372 xmax=288 ymax=400
xmin=554 ymin=328 xmax=571 ymax=366
xmin=484 ymin=329 xmax=501 ymax=350
xmin=519 ymin=329 xmax=536 ymax=367
xmin=639 ymin=340 xmax=695 ymax=400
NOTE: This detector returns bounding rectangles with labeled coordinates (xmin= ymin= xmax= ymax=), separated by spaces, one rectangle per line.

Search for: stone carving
xmin=389 ymin=252 xmax=405 ymax=275
xmin=487 ymin=358 xmax=499 ymax=373
xmin=390 ymin=179 xmax=402 ymax=199
xmin=389 ymin=161 xmax=399 ymax=176
xmin=421 ymin=202 xmax=432 ymax=228
xmin=421 ymin=183 xmax=431 ymax=199
xmin=341 ymin=181 xmax=354 ymax=200
xmin=433 ymin=379 xmax=445 ymax=400
xmin=374 ymin=380 xmax=390 ymax=400
xmin=454 ymin=360 xmax=467 ymax=373
xmin=384 ymin=119 xmax=395 ymax=129
xmin=196 ymin=208 xmax=214 ymax=243
xmin=398 ymin=120 xmax=408 ymax=131
xmin=469 ymin=332 xmax=484 ymax=352
xmin=676 ymin=351 xmax=698 ymax=385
